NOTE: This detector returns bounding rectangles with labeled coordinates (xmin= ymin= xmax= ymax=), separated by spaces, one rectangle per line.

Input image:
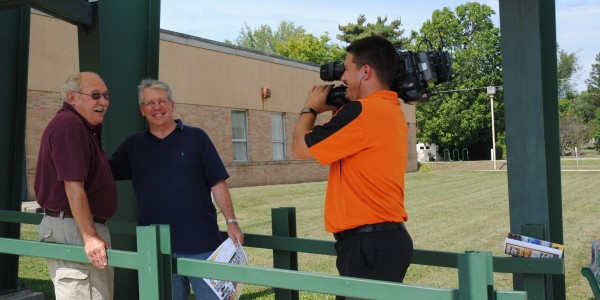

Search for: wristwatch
xmin=226 ymin=218 xmax=238 ymax=224
xmin=300 ymin=107 xmax=317 ymax=117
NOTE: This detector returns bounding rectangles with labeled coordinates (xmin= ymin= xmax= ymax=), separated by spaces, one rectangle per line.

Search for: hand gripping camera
xmin=320 ymin=50 xmax=453 ymax=107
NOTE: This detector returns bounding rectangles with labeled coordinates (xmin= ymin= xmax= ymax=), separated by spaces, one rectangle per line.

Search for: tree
xmin=584 ymin=53 xmax=600 ymax=151
xmin=226 ymin=21 xmax=345 ymax=65
xmin=275 ymin=33 xmax=345 ymax=65
xmin=586 ymin=52 xmax=600 ymax=91
xmin=225 ymin=20 xmax=306 ymax=54
xmin=411 ymin=3 xmax=502 ymax=157
xmin=337 ymin=15 xmax=408 ymax=47
xmin=557 ymin=47 xmax=581 ymax=100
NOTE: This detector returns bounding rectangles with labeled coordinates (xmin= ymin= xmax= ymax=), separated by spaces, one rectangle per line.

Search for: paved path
xmin=21 ymin=201 xmax=42 ymax=213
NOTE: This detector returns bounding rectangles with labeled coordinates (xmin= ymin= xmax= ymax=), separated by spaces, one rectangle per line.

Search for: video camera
xmin=319 ymin=49 xmax=453 ymax=107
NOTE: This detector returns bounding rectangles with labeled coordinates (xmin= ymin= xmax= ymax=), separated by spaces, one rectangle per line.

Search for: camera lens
xmin=320 ymin=62 xmax=345 ymax=81
xmin=326 ymin=85 xmax=349 ymax=108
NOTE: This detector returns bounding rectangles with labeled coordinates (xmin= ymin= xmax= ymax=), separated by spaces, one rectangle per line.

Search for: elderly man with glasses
xmin=35 ymin=71 xmax=117 ymax=300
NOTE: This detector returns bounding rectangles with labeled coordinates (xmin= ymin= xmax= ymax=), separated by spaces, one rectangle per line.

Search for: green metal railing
xmin=0 ymin=207 xmax=563 ymax=299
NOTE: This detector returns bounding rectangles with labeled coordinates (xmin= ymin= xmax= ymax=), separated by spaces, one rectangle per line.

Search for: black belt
xmin=334 ymin=222 xmax=406 ymax=241
xmin=44 ymin=209 xmax=109 ymax=224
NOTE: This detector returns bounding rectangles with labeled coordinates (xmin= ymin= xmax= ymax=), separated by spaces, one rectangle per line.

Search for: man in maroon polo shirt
xmin=35 ymin=72 xmax=117 ymax=300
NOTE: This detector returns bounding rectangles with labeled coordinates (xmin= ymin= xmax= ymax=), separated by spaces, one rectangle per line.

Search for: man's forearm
xmin=64 ymin=180 xmax=98 ymax=240
xmin=292 ymin=113 xmax=316 ymax=159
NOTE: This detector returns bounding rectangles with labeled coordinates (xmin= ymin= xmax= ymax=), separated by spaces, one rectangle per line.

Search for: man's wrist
xmin=300 ymin=107 xmax=317 ymax=117
xmin=226 ymin=218 xmax=238 ymax=224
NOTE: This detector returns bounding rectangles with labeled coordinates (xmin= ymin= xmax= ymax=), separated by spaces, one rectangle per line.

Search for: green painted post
xmin=272 ymin=207 xmax=299 ymax=300
xmin=76 ymin=0 xmax=161 ymax=298
xmin=0 ymin=6 xmax=30 ymax=291
xmin=519 ymin=224 xmax=547 ymax=300
xmin=498 ymin=0 xmax=565 ymax=298
xmin=136 ymin=226 xmax=163 ymax=300
xmin=157 ymin=224 xmax=173 ymax=300
xmin=458 ymin=252 xmax=489 ymax=300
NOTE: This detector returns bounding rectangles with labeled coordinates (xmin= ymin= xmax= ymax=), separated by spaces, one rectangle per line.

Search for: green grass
xmin=17 ymin=163 xmax=600 ymax=299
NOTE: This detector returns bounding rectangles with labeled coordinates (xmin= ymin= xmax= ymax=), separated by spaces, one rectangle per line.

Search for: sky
xmin=160 ymin=0 xmax=600 ymax=92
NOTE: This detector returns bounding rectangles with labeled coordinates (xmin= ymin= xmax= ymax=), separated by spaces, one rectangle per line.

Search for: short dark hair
xmin=346 ymin=35 xmax=397 ymax=88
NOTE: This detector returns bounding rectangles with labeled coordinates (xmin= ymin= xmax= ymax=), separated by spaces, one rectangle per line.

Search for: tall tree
xmin=585 ymin=53 xmax=600 ymax=151
xmin=586 ymin=52 xmax=600 ymax=91
xmin=275 ymin=33 xmax=345 ymax=64
xmin=557 ymin=48 xmax=581 ymax=100
xmin=412 ymin=3 xmax=502 ymax=157
xmin=337 ymin=15 xmax=408 ymax=47
xmin=225 ymin=21 xmax=344 ymax=65
xmin=226 ymin=20 xmax=306 ymax=54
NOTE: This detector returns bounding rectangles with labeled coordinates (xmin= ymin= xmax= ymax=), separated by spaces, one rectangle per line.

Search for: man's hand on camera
xmin=305 ymin=85 xmax=336 ymax=114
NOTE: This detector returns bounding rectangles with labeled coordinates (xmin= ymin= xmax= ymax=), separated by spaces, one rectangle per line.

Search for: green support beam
xmin=499 ymin=0 xmax=565 ymax=298
xmin=272 ymin=207 xmax=299 ymax=300
xmin=0 ymin=6 xmax=30 ymax=291
xmin=0 ymin=0 xmax=93 ymax=26
xmin=83 ymin=1 xmax=161 ymax=298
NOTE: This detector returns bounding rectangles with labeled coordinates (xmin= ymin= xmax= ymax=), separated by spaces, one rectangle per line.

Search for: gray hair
xmin=137 ymin=79 xmax=174 ymax=105
xmin=60 ymin=72 xmax=102 ymax=101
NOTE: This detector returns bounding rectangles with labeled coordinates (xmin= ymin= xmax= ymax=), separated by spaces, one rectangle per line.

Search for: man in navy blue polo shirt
xmin=109 ymin=79 xmax=244 ymax=300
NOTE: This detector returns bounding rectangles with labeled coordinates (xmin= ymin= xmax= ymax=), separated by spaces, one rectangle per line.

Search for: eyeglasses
xmin=142 ymin=99 xmax=170 ymax=108
xmin=72 ymin=91 xmax=110 ymax=101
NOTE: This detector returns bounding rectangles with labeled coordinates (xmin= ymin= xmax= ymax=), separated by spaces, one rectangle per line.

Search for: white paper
xmin=203 ymin=238 xmax=248 ymax=300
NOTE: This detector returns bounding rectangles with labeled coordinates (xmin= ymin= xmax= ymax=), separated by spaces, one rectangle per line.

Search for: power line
xmin=435 ymin=85 xmax=504 ymax=94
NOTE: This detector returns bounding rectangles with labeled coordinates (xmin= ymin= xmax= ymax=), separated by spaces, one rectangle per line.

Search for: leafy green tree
xmin=557 ymin=48 xmax=581 ymax=100
xmin=225 ymin=20 xmax=306 ymax=54
xmin=586 ymin=52 xmax=600 ymax=91
xmin=337 ymin=14 xmax=408 ymax=47
xmin=226 ymin=20 xmax=344 ymax=65
xmin=275 ymin=33 xmax=345 ymax=64
xmin=412 ymin=3 xmax=502 ymax=155
xmin=584 ymin=53 xmax=600 ymax=151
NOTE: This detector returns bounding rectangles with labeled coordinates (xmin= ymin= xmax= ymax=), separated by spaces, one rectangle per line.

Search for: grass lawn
xmin=17 ymin=159 xmax=600 ymax=299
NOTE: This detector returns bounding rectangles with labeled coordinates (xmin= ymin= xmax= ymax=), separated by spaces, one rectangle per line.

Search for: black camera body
xmin=320 ymin=50 xmax=453 ymax=106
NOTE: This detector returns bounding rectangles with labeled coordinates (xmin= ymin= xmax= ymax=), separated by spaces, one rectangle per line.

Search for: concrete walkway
xmin=21 ymin=201 xmax=42 ymax=213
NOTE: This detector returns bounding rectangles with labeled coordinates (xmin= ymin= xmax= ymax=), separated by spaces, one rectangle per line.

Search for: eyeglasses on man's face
xmin=72 ymin=91 xmax=110 ymax=101
xmin=142 ymin=99 xmax=170 ymax=108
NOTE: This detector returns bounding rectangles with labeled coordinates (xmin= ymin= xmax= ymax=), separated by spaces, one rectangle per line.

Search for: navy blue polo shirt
xmin=110 ymin=119 xmax=229 ymax=253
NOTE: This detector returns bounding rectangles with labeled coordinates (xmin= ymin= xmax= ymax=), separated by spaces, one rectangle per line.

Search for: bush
xmin=418 ymin=163 xmax=435 ymax=172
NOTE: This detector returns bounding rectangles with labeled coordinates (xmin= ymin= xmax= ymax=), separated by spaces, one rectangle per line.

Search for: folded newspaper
xmin=204 ymin=238 xmax=248 ymax=300
xmin=504 ymin=233 xmax=563 ymax=258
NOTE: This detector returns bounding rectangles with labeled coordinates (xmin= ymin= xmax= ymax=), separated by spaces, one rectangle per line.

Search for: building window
xmin=232 ymin=110 xmax=248 ymax=161
xmin=271 ymin=113 xmax=286 ymax=160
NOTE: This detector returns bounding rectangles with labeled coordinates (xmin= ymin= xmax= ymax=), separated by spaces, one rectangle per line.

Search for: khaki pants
xmin=38 ymin=215 xmax=114 ymax=300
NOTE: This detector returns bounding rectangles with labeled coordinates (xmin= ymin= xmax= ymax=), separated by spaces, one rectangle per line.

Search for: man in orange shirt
xmin=293 ymin=35 xmax=413 ymax=292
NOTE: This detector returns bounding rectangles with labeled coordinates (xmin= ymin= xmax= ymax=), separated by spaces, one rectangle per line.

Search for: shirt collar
xmin=60 ymin=102 xmax=102 ymax=137
xmin=363 ymin=90 xmax=399 ymax=101
xmin=144 ymin=119 xmax=184 ymax=133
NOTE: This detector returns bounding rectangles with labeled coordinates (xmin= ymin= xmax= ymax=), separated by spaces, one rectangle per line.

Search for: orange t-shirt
xmin=305 ymin=90 xmax=409 ymax=233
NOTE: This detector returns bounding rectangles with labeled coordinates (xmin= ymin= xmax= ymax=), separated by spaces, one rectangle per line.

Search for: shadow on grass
xmin=18 ymin=277 xmax=54 ymax=299
xmin=240 ymin=287 xmax=274 ymax=299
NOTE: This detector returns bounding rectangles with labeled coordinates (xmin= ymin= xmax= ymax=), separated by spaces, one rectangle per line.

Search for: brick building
xmin=24 ymin=11 xmax=418 ymax=200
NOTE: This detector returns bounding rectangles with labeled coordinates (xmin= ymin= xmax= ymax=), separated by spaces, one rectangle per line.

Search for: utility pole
xmin=487 ymin=85 xmax=497 ymax=170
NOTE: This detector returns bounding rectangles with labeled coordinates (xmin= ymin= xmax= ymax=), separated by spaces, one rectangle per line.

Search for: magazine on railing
xmin=507 ymin=232 xmax=564 ymax=251
xmin=503 ymin=237 xmax=563 ymax=258
xmin=204 ymin=238 xmax=248 ymax=300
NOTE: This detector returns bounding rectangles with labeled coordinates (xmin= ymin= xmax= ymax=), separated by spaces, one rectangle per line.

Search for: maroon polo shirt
xmin=34 ymin=102 xmax=117 ymax=218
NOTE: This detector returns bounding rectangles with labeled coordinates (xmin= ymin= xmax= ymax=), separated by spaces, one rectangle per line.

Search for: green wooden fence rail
xmin=0 ymin=208 xmax=563 ymax=299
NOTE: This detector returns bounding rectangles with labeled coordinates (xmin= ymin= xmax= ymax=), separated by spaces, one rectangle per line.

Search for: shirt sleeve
xmin=305 ymin=102 xmax=366 ymax=165
xmin=109 ymin=139 xmax=132 ymax=180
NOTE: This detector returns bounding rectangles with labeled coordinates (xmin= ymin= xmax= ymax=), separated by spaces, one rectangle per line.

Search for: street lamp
xmin=487 ymin=85 xmax=497 ymax=170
